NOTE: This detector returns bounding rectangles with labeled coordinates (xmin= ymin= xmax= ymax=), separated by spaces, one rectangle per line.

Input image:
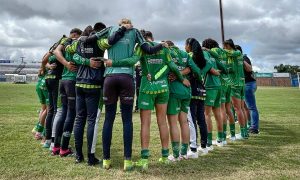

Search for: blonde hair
xmin=119 ymin=18 xmax=132 ymax=26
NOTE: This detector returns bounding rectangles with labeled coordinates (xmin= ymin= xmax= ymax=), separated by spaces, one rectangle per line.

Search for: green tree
xmin=274 ymin=64 xmax=300 ymax=75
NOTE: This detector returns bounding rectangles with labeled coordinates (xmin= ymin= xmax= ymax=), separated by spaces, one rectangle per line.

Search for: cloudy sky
xmin=0 ymin=0 xmax=299 ymax=72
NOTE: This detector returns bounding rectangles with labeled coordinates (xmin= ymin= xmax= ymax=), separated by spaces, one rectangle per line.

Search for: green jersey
xmin=112 ymin=42 xmax=184 ymax=94
xmin=95 ymin=26 xmax=146 ymax=76
xmin=61 ymin=39 xmax=77 ymax=81
xmin=168 ymin=46 xmax=202 ymax=99
xmin=226 ymin=50 xmax=244 ymax=87
xmin=36 ymin=75 xmax=47 ymax=90
xmin=209 ymin=48 xmax=230 ymax=86
xmin=203 ymin=51 xmax=222 ymax=90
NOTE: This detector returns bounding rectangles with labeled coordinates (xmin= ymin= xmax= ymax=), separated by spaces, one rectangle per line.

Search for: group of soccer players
xmin=31 ymin=18 xmax=259 ymax=171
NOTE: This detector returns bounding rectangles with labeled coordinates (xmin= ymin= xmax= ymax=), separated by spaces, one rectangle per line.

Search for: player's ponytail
xmin=186 ymin=38 xmax=206 ymax=69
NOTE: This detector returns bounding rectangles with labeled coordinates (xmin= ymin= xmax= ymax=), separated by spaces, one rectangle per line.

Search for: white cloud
xmin=0 ymin=0 xmax=299 ymax=72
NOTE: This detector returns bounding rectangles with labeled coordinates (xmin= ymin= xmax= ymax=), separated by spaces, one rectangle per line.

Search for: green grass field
xmin=0 ymin=83 xmax=299 ymax=180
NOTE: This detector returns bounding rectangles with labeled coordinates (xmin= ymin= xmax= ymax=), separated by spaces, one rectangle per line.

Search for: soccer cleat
xmin=159 ymin=157 xmax=170 ymax=164
xmin=49 ymin=142 xmax=54 ymax=152
xmin=51 ymin=146 xmax=60 ymax=156
xmin=34 ymin=132 xmax=43 ymax=140
xmin=206 ymin=145 xmax=214 ymax=151
xmin=42 ymin=140 xmax=51 ymax=149
xmin=75 ymin=154 xmax=84 ymax=164
xmin=249 ymin=128 xmax=259 ymax=134
xmin=88 ymin=156 xmax=100 ymax=166
xmin=123 ymin=160 xmax=134 ymax=171
xmin=197 ymin=147 xmax=209 ymax=155
xmin=167 ymin=154 xmax=180 ymax=162
xmin=59 ymin=148 xmax=74 ymax=157
xmin=103 ymin=159 xmax=111 ymax=169
xmin=187 ymin=150 xmax=198 ymax=159
xmin=134 ymin=158 xmax=148 ymax=171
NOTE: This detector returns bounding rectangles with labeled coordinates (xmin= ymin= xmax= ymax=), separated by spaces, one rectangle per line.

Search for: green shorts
xmin=205 ymin=89 xmax=221 ymax=107
xmin=167 ymin=96 xmax=190 ymax=115
xmin=221 ymin=85 xmax=232 ymax=103
xmin=231 ymin=86 xmax=245 ymax=100
xmin=138 ymin=92 xmax=169 ymax=110
xmin=36 ymin=87 xmax=49 ymax=105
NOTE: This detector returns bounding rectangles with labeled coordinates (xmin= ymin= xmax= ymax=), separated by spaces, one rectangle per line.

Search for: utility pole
xmin=219 ymin=0 xmax=225 ymax=44
xmin=20 ymin=56 xmax=25 ymax=63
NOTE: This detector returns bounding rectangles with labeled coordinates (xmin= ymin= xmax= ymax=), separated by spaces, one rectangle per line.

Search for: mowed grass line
xmin=0 ymin=83 xmax=299 ymax=180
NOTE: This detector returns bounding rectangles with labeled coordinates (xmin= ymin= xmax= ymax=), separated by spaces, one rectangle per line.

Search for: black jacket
xmin=76 ymin=36 xmax=105 ymax=86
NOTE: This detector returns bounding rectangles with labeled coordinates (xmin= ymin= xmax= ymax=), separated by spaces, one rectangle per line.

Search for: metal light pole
xmin=219 ymin=0 xmax=225 ymax=44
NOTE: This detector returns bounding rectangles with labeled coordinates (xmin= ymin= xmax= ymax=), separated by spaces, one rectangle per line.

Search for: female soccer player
xmin=223 ymin=39 xmax=247 ymax=139
xmin=203 ymin=38 xmax=237 ymax=143
xmin=165 ymin=40 xmax=204 ymax=161
xmin=185 ymin=38 xmax=210 ymax=156
xmin=202 ymin=39 xmax=228 ymax=148
xmin=105 ymin=30 xmax=190 ymax=170
xmin=32 ymin=69 xmax=49 ymax=140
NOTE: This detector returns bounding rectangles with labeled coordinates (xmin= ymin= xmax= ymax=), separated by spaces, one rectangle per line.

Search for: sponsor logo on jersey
xmin=141 ymin=101 xmax=149 ymax=106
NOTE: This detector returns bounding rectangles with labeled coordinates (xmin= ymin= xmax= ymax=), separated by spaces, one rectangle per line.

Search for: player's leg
xmin=60 ymin=80 xmax=77 ymax=157
xmin=73 ymin=87 xmax=87 ymax=164
xmin=119 ymin=75 xmax=135 ymax=171
xmin=178 ymin=99 xmax=190 ymax=158
xmin=167 ymin=96 xmax=180 ymax=161
xmin=197 ymin=100 xmax=208 ymax=154
xmin=134 ymin=92 xmax=154 ymax=170
xmin=231 ymin=87 xmax=247 ymax=139
xmin=102 ymin=76 xmax=118 ymax=169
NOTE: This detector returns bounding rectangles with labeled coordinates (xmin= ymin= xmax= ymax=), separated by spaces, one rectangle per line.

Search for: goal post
xmin=297 ymin=72 xmax=300 ymax=89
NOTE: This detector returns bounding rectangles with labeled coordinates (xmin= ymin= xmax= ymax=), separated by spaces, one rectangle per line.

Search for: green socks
xmin=161 ymin=148 xmax=169 ymax=158
xmin=207 ymin=132 xmax=213 ymax=146
xmin=230 ymin=123 xmax=235 ymax=137
xmin=172 ymin=142 xmax=189 ymax=156
xmin=217 ymin=132 xmax=223 ymax=142
xmin=171 ymin=142 xmax=180 ymax=158
xmin=240 ymin=126 xmax=247 ymax=138
xmin=223 ymin=124 xmax=227 ymax=141
xmin=37 ymin=123 xmax=44 ymax=133
xmin=180 ymin=143 xmax=188 ymax=156
xmin=141 ymin=149 xmax=150 ymax=159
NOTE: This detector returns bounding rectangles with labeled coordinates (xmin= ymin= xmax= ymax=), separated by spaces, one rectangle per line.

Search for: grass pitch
xmin=0 ymin=83 xmax=299 ymax=179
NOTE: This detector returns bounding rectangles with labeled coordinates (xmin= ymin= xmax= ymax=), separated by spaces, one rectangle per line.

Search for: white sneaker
xmin=168 ymin=154 xmax=180 ymax=162
xmin=223 ymin=140 xmax=227 ymax=145
xmin=187 ymin=150 xmax=198 ymax=159
xmin=235 ymin=133 xmax=244 ymax=140
xmin=179 ymin=154 xmax=189 ymax=160
xmin=206 ymin=146 xmax=214 ymax=151
xmin=216 ymin=140 xmax=224 ymax=147
xmin=230 ymin=136 xmax=236 ymax=141
xmin=197 ymin=147 xmax=209 ymax=155
xmin=212 ymin=140 xmax=217 ymax=145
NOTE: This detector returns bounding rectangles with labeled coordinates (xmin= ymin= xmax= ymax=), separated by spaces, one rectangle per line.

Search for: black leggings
xmin=45 ymin=79 xmax=59 ymax=140
xmin=102 ymin=74 xmax=134 ymax=159
xmin=190 ymin=99 xmax=208 ymax=148
xmin=54 ymin=80 xmax=76 ymax=149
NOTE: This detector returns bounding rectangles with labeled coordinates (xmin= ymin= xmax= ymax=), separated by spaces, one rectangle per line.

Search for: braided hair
xmin=186 ymin=38 xmax=206 ymax=69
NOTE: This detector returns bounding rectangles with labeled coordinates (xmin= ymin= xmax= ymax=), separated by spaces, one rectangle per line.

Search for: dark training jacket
xmin=76 ymin=36 xmax=105 ymax=86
